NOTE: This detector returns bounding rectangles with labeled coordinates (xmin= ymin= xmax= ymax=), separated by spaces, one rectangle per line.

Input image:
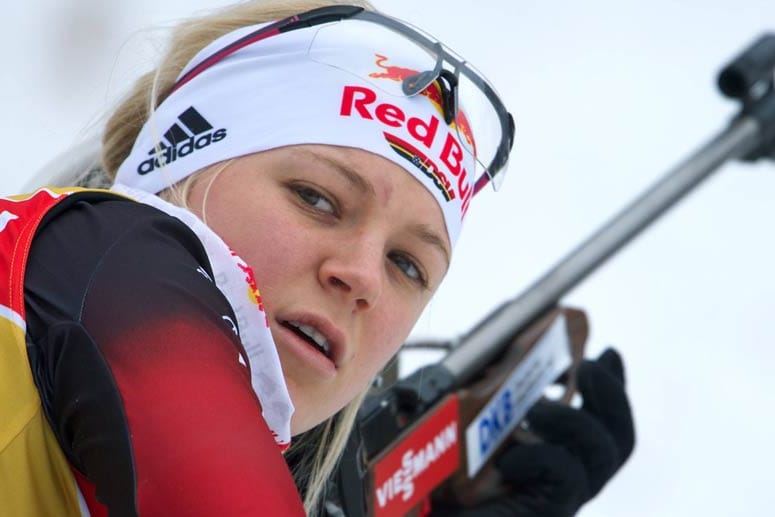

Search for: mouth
xmin=281 ymin=320 xmax=333 ymax=360
xmin=276 ymin=313 xmax=346 ymax=373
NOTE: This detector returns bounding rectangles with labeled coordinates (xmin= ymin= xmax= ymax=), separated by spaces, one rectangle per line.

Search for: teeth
xmin=289 ymin=321 xmax=330 ymax=356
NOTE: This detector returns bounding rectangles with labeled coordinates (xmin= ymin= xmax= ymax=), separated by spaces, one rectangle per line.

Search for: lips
xmin=282 ymin=321 xmax=331 ymax=358
xmin=278 ymin=314 xmax=345 ymax=367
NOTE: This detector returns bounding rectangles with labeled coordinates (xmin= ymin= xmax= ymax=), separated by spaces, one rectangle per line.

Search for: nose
xmin=319 ymin=237 xmax=383 ymax=312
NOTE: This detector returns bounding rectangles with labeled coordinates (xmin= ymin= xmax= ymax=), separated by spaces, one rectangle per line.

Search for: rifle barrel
xmin=442 ymin=116 xmax=760 ymax=386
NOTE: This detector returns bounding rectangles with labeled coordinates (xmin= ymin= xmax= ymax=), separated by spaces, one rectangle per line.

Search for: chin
xmin=290 ymin=413 xmax=325 ymax=436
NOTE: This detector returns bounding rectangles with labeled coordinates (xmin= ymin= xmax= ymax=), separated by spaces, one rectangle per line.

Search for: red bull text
xmin=340 ymin=85 xmax=473 ymax=217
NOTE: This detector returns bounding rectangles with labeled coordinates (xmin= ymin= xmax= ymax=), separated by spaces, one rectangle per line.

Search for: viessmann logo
xmin=137 ymin=106 xmax=227 ymax=175
xmin=371 ymin=396 xmax=460 ymax=517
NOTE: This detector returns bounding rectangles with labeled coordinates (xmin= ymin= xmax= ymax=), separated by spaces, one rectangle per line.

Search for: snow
xmin=3 ymin=1 xmax=773 ymax=515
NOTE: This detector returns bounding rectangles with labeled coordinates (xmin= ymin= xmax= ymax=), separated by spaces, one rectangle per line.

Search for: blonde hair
xmin=102 ymin=0 xmax=374 ymax=178
xmin=100 ymin=1 xmax=377 ymax=514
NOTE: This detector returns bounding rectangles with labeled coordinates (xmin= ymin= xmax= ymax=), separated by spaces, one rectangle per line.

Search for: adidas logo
xmin=137 ymin=106 xmax=227 ymax=175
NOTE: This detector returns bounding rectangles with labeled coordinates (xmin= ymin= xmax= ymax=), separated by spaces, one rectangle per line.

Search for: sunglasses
xmin=172 ymin=5 xmax=515 ymax=194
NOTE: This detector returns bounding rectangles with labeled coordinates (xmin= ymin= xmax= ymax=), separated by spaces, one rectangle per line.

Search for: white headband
xmin=114 ymin=21 xmax=477 ymax=247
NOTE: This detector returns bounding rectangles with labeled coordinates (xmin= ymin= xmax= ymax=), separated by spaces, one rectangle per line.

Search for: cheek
xmin=358 ymin=301 xmax=427 ymax=377
xmin=237 ymin=223 xmax=312 ymax=307
xmin=204 ymin=177 xmax=299 ymax=267
xmin=210 ymin=197 xmax=308 ymax=294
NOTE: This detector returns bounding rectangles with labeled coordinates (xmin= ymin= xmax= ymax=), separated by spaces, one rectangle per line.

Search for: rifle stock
xmin=433 ymin=307 xmax=588 ymax=508
xmin=349 ymin=307 xmax=587 ymax=517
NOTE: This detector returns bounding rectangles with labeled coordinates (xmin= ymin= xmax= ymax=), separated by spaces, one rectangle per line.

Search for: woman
xmin=1 ymin=0 xmax=513 ymax=515
xmin=1 ymin=1 xmax=633 ymax=516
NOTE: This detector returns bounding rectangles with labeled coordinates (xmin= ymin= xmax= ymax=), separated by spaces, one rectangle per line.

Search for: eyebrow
xmin=296 ymin=149 xmax=451 ymax=267
xmin=408 ymin=223 xmax=450 ymax=268
xmin=295 ymin=148 xmax=376 ymax=196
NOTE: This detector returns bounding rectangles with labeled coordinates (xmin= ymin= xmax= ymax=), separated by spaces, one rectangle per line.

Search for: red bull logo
xmin=234 ymin=253 xmax=269 ymax=328
xmin=369 ymin=54 xmax=477 ymax=155
xmin=340 ymin=84 xmax=473 ymax=217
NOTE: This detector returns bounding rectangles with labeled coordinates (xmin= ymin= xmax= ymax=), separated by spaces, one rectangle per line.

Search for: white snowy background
xmin=2 ymin=1 xmax=773 ymax=516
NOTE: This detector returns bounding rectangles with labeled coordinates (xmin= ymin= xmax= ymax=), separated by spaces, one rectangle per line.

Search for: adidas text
xmin=138 ymin=128 xmax=227 ymax=175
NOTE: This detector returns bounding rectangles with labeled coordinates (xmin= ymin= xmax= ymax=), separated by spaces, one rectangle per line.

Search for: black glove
xmin=434 ymin=348 xmax=635 ymax=517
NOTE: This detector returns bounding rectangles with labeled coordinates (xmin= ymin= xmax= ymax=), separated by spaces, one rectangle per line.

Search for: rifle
xmin=330 ymin=33 xmax=775 ymax=517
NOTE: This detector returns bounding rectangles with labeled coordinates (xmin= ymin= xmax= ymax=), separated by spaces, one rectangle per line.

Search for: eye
xmin=292 ymin=184 xmax=337 ymax=215
xmin=389 ymin=252 xmax=427 ymax=287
